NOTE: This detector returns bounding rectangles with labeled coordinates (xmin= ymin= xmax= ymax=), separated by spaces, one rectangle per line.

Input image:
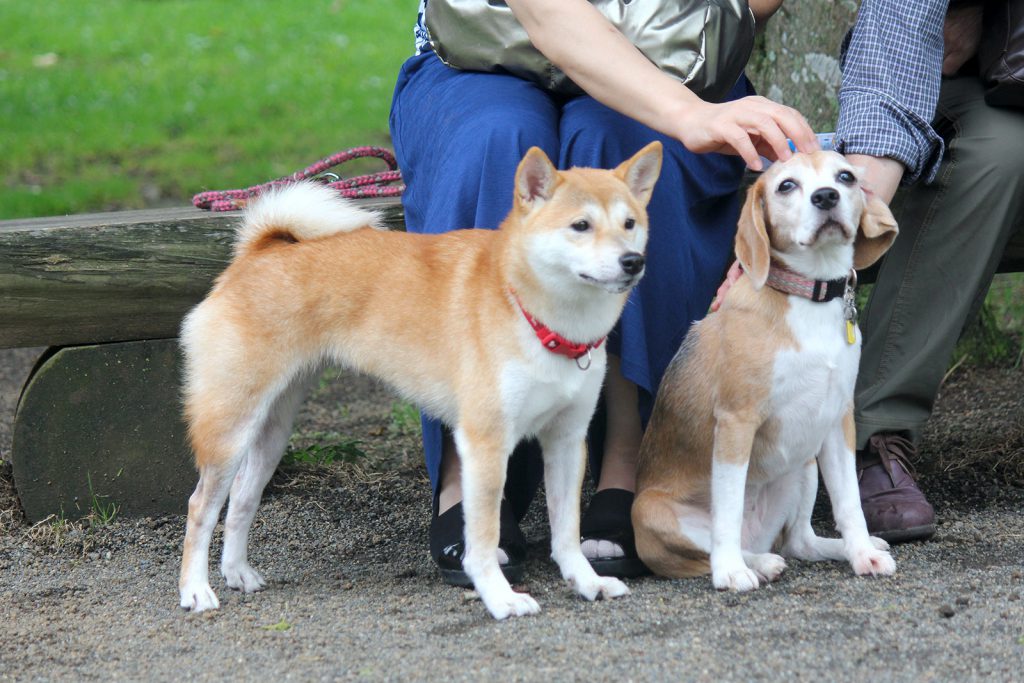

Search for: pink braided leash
xmin=192 ymin=146 xmax=404 ymax=212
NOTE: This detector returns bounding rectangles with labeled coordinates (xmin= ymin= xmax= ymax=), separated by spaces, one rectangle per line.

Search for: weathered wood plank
xmin=0 ymin=198 xmax=405 ymax=349
xmin=11 ymin=340 xmax=194 ymax=521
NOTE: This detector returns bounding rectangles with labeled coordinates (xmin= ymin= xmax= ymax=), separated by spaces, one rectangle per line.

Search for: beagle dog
xmin=633 ymin=151 xmax=899 ymax=590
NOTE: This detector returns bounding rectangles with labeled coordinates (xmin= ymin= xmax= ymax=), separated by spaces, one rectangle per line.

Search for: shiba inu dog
xmin=633 ymin=151 xmax=898 ymax=590
xmin=178 ymin=143 xmax=662 ymax=619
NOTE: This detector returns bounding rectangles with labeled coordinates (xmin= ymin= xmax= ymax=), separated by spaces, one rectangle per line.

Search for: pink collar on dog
xmin=510 ymin=290 xmax=604 ymax=368
xmin=765 ymin=262 xmax=852 ymax=303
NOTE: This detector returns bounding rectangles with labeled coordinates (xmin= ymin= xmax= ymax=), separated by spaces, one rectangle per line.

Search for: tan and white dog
xmin=177 ymin=143 xmax=662 ymax=619
xmin=633 ymin=151 xmax=898 ymax=590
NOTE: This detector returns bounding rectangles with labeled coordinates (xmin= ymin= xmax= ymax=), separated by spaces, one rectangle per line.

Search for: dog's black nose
xmin=619 ymin=252 xmax=645 ymax=275
xmin=811 ymin=187 xmax=840 ymax=210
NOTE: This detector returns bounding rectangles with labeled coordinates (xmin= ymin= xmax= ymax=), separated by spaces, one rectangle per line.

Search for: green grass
xmin=284 ymin=432 xmax=367 ymax=467
xmin=86 ymin=471 xmax=118 ymax=527
xmin=262 ymin=619 xmax=293 ymax=632
xmin=0 ymin=0 xmax=412 ymax=218
xmin=955 ymin=273 xmax=1024 ymax=369
xmin=389 ymin=400 xmax=420 ymax=436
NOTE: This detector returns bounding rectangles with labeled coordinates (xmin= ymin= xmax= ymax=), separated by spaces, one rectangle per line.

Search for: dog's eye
xmin=777 ymin=179 xmax=798 ymax=194
xmin=837 ymin=170 xmax=857 ymax=185
xmin=624 ymin=218 xmax=635 ymax=231
xmin=571 ymin=219 xmax=591 ymax=232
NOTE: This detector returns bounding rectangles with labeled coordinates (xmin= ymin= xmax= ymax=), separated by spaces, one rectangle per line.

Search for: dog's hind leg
xmin=220 ymin=373 xmax=313 ymax=593
xmin=632 ymin=488 xmax=711 ymax=579
xmin=179 ymin=457 xmax=239 ymax=612
xmin=779 ymin=461 xmax=851 ymax=562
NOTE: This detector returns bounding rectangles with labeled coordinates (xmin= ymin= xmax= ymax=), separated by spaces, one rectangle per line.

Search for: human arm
xmin=749 ymin=0 xmax=785 ymax=24
xmin=505 ymin=0 xmax=818 ymax=170
xmin=834 ymin=0 xmax=949 ymax=188
xmin=841 ymin=1 xmax=982 ymax=202
xmin=942 ymin=1 xmax=984 ymax=75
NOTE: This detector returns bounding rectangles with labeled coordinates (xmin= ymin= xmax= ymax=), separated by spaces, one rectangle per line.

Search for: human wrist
xmin=844 ymin=154 xmax=905 ymax=204
xmin=661 ymin=89 xmax=709 ymax=148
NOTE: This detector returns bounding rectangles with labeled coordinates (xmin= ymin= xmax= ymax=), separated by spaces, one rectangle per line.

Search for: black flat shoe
xmin=581 ymin=488 xmax=651 ymax=578
xmin=429 ymin=493 xmax=527 ymax=587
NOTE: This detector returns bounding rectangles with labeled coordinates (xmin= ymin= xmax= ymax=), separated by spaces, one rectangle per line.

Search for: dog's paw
xmin=481 ymin=589 xmax=541 ymax=620
xmin=712 ymin=565 xmax=761 ymax=592
xmin=747 ymin=552 xmax=786 ymax=583
xmin=850 ymin=548 xmax=896 ymax=577
xmin=572 ymin=574 xmax=630 ymax=601
xmin=180 ymin=582 xmax=220 ymax=612
xmin=869 ymin=535 xmax=891 ymax=551
xmin=222 ymin=562 xmax=267 ymax=593
xmin=557 ymin=553 xmax=630 ymax=601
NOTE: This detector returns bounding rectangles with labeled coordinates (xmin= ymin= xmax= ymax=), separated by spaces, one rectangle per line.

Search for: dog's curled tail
xmin=234 ymin=181 xmax=383 ymax=256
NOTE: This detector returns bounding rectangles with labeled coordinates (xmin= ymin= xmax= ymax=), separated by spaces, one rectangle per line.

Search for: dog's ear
xmin=515 ymin=147 xmax=559 ymax=210
xmin=615 ymin=141 xmax=663 ymax=207
xmin=735 ymin=177 xmax=771 ymax=289
xmin=853 ymin=194 xmax=899 ymax=269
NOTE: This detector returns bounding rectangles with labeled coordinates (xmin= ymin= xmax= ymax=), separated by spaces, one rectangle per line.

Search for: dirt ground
xmin=1 ymin=346 xmax=1022 ymax=682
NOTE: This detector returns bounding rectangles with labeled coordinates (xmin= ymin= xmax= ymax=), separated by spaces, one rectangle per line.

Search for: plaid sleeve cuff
xmin=835 ymin=87 xmax=945 ymax=185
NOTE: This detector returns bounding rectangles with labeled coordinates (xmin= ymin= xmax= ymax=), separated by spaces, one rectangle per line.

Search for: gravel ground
xmin=1 ymin=346 xmax=1022 ymax=682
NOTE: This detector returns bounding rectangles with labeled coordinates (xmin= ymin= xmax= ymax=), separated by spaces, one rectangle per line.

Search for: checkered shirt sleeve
xmin=836 ymin=0 xmax=949 ymax=184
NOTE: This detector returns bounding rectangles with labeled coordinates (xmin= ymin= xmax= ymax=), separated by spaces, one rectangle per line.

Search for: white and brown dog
xmin=177 ymin=143 xmax=662 ymax=619
xmin=633 ymin=151 xmax=899 ymax=590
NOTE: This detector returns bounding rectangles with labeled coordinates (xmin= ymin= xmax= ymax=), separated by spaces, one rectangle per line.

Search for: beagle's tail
xmin=234 ymin=181 xmax=383 ymax=256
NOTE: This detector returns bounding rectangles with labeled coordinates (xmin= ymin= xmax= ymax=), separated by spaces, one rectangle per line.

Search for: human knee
xmin=958 ymin=111 xmax=1024 ymax=190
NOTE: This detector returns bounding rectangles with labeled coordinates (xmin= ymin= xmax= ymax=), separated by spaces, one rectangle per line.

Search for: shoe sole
xmin=588 ymin=556 xmax=651 ymax=579
xmin=873 ymin=524 xmax=936 ymax=545
xmin=440 ymin=563 xmax=525 ymax=588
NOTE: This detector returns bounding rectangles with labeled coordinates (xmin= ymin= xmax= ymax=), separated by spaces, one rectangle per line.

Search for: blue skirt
xmin=389 ymin=52 xmax=748 ymax=510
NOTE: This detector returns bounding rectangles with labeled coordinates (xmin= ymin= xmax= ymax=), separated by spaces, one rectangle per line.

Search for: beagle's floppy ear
xmin=853 ymin=194 xmax=899 ymax=270
xmin=735 ymin=177 xmax=771 ymax=289
xmin=515 ymin=147 xmax=559 ymax=211
xmin=615 ymin=141 xmax=663 ymax=207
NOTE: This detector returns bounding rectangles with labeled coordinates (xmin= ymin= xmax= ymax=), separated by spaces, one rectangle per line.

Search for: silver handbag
xmin=424 ymin=0 xmax=755 ymax=102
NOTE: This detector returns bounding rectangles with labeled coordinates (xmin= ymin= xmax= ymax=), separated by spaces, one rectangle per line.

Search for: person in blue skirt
xmin=389 ymin=0 xmax=818 ymax=583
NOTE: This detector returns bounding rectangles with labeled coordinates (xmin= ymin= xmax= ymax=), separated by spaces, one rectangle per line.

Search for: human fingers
xmin=710 ymin=260 xmax=743 ymax=312
xmin=678 ymin=99 xmax=812 ymax=167
xmin=734 ymin=97 xmax=816 ymax=161
xmin=772 ymin=104 xmax=818 ymax=154
xmin=725 ymin=124 xmax=765 ymax=171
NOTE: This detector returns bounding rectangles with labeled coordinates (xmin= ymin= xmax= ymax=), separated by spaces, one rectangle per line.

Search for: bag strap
xmin=192 ymin=146 xmax=405 ymax=211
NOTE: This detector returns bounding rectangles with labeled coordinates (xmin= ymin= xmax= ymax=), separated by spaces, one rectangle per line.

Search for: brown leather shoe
xmin=856 ymin=433 xmax=936 ymax=544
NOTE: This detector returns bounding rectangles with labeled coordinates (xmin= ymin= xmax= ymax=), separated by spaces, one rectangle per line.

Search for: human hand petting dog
xmin=506 ymin=0 xmax=819 ymax=170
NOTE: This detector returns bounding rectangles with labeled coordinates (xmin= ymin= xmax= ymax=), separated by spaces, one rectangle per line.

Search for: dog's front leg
xmin=710 ymin=413 xmax=760 ymax=591
xmin=540 ymin=423 xmax=629 ymax=602
xmin=454 ymin=426 xmax=541 ymax=620
xmin=817 ymin=414 xmax=895 ymax=577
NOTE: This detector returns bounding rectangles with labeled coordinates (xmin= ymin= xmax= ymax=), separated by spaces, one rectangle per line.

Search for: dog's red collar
xmin=510 ymin=290 xmax=604 ymax=368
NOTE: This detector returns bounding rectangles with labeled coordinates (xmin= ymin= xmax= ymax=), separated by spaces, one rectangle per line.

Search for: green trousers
xmin=855 ymin=75 xmax=1024 ymax=449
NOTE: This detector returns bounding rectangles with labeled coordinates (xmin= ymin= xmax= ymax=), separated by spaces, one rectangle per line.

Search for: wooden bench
xmin=0 ymin=199 xmax=404 ymax=521
xmin=3 ymin=196 xmax=1020 ymax=522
